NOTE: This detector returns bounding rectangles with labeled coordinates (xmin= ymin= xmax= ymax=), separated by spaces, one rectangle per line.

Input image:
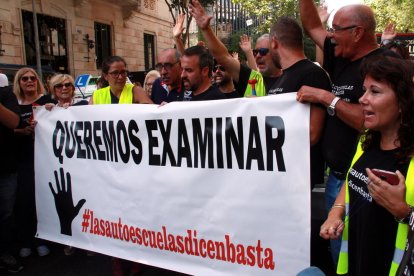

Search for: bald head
xmin=337 ymin=4 xmax=376 ymax=34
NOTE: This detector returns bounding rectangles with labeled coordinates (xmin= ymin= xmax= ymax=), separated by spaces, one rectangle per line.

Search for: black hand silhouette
xmin=49 ymin=168 xmax=86 ymax=236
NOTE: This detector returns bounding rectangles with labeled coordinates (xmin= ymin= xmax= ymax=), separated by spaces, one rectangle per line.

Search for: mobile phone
xmin=371 ymin=169 xmax=399 ymax=185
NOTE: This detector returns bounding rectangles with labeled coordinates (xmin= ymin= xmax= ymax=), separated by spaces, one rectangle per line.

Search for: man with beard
xmin=151 ymin=48 xmax=183 ymax=104
xmin=180 ymin=45 xmax=225 ymax=101
xmin=188 ymin=2 xmax=281 ymax=97
xmin=213 ymin=63 xmax=239 ymax=98
xmin=297 ymin=1 xmax=399 ymax=266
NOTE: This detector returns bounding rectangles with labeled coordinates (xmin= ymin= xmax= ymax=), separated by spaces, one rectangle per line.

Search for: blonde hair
xmin=13 ymin=67 xmax=45 ymax=100
xmin=49 ymin=74 xmax=75 ymax=99
xmin=143 ymin=70 xmax=160 ymax=92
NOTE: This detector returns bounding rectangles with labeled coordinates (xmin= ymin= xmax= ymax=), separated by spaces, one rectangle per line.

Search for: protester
xmin=381 ymin=22 xmax=411 ymax=60
xmin=90 ymin=56 xmax=152 ymax=105
xmin=212 ymin=63 xmax=239 ymax=98
xmin=13 ymin=67 xmax=55 ymax=258
xmin=48 ymin=74 xmax=88 ymax=107
xmin=0 ymin=85 xmax=23 ymax=273
xmin=151 ymin=49 xmax=183 ymax=104
xmin=180 ymin=45 xmax=225 ymax=101
xmin=298 ymin=1 xmax=400 ymax=264
xmin=91 ymin=55 xmax=151 ymax=275
xmin=189 ymin=0 xmax=281 ymax=97
xmin=320 ymin=56 xmax=414 ymax=275
xmin=143 ymin=70 xmax=160 ymax=97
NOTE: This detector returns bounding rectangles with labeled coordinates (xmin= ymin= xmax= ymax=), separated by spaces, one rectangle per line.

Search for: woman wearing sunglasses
xmin=48 ymin=74 xmax=88 ymax=107
xmin=13 ymin=67 xmax=56 ymax=258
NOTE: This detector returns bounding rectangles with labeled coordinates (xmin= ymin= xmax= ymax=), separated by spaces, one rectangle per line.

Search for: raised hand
xmin=173 ymin=13 xmax=185 ymax=39
xmin=317 ymin=5 xmax=330 ymax=25
xmin=188 ymin=0 xmax=213 ymax=30
xmin=49 ymin=168 xmax=86 ymax=236
xmin=239 ymin=34 xmax=252 ymax=53
xmin=382 ymin=22 xmax=397 ymax=42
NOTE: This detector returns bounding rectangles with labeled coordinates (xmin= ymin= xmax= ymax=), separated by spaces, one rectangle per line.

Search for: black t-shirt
xmin=223 ymin=90 xmax=240 ymax=99
xmin=73 ymin=99 xmax=89 ymax=106
xmin=0 ymin=86 xmax=20 ymax=175
xmin=267 ymin=59 xmax=332 ymax=186
xmin=348 ymin=144 xmax=409 ymax=276
xmin=237 ymin=64 xmax=278 ymax=97
xmin=151 ymin=78 xmax=183 ymax=104
xmin=16 ymin=94 xmax=56 ymax=164
xmin=182 ymin=85 xmax=226 ymax=101
xmin=397 ymin=212 xmax=414 ymax=276
xmin=322 ymin=38 xmax=400 ymax=173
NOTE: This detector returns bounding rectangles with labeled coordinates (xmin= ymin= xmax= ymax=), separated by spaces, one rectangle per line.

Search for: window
xmin=144 ymin=33 xmax=155 ymax=71
xmin=95 ymin=22 xmax=111 ymax=69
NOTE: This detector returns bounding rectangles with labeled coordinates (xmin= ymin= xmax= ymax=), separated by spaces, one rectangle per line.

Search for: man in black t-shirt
xmin=180 ymin=46 xmax=225 ymax=101
xmin=268 ymin=17 xmax=331 ymax=187
xmin=151 ymin=48 xmax=183 ymax=104
xmin=298 ymin=0 xmax=399 ymax=265
xmin=0 ymin=86 xmax=23 ymax=273
xmin=213 ymin=63 xmax=239 ymax=99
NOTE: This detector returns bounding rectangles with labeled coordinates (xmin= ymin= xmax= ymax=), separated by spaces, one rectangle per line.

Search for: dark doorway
xmin=22 ymin=10 xmax=68 ymax=73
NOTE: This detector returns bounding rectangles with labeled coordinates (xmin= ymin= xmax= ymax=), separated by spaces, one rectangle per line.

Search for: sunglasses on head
xmin=252 ymin=48 xmax=269 ymax=57
xmin=54 ymin=83 xmax=73 ymax=89
xmin=21 ymin=76 xmax=37 ymax=82
xmin=214 ymin=65 xmax=225 ymax=72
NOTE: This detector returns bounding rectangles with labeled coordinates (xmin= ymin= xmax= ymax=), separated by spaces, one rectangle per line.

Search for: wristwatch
xmin=395 ymin=205 xmax=414 ymax=224
xmin=327 ymin=96 xmax=340 ymax=116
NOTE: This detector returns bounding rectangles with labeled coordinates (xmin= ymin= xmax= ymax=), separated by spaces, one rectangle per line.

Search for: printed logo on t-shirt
xmin=267 ymin=88 xmax=283 ymax=95
xmin=332 ymin=84 xmax=354 ymax=101
xmin=182 ymin=90 xmax=192 ymax=101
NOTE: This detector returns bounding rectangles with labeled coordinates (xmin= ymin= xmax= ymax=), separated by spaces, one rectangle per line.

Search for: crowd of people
xmin=0 ymin=0 xmax=413 ymax=275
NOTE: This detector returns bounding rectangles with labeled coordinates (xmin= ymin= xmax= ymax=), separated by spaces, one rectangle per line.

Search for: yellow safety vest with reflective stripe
xmin=243 ymin=70 xmax=267 ymax=97
xmin=92 ymin=84 xmax=134 ymax=104
xmin=337 ymin=140 xmax=414 ymax=275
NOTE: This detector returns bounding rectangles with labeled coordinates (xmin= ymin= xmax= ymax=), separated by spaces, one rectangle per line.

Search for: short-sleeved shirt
xmin=181 ymin=85 xmax=226 ymax=101
xmin=151 ymin=78 xmax=183 ymax=104
xmin=0 ymin=86 xmax=20 ymax=174
xmin=347 ymin=144 xmax=409 ymax=275
xmin=267 ymin=58 xmax=332 ymax=186
xmin=322 ymin=38 xmax=400 ymax=174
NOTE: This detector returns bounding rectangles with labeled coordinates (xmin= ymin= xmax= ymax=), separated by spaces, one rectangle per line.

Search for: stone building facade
xmin=0 ymin=0 xmax=177 ymax=77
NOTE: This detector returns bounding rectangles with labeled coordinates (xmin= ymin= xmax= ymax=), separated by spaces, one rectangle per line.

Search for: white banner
xmin=34 ymin=94 xmax=311 ymax=275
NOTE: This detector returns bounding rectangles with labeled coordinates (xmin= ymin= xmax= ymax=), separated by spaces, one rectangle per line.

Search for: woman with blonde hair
xmin=13 ymin=67 xmax=55 ymax=258
xmin=143 ymin=70 xmax=160 ymax=97
xmin=48 ymin=74 xmax=88 ymax=107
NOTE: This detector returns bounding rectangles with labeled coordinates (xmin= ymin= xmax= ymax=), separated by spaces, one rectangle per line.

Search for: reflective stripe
xmin=345 ymin=203 xmax=349 ymax=213
xmin=392 ymin=247 xmax=404 ymax=264
xmin=339 ymin=240 xmax=348 ymax=253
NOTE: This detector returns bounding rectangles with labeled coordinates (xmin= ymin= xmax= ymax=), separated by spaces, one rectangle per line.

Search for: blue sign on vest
xmin=75 ymin=74 xmax=90 ymax=87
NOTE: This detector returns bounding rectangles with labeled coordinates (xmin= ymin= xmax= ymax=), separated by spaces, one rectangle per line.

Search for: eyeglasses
xmin=252 ymin=48 xmax=269 ymax=57
xmin=21 ymin=76 xmax=37 ymax=82
xmin=155 ymin=61 xmax=179 ymax=71
xmin=214 ymin=65 xmax=226 ymax=72
xmin=108 ymin=70 xmax=128 ymax=78
xmin=54 ymin=83 xmax=73 ymax=89
xmin=327 ymin=25 xmax=358 ymax=34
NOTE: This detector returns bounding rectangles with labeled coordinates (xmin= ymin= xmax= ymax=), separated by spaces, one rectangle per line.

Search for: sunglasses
xmin=21 ymin=76 xmax=37 ymax=82
xmin=54 ymin=83 xmax=73 ymax=89
xmin=214 ymin=65 xmax=226 ymax=72
xmin=252 ymin=48 xmax=269 ymax=57
xmin=155 ymin=61 xmax=179 ymax=71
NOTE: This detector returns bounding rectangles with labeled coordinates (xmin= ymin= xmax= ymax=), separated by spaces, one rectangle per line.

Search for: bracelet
xmin=395 ymin=205 xmax=414 ymax=224
xmin=331 ymin=204 xmax=345 ymax=211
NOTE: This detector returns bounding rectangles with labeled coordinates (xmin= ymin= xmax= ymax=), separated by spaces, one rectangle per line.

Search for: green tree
xmin=164 ymin=0 xmax=215 ymax=45
xmin=364 ymin=0 xmax=414 ymax=32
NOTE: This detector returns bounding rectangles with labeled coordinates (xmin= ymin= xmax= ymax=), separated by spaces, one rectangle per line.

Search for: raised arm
xmin=239 ymin=34 xmax=258 ymax=71
xmin=189 ymin=0 xmax=241 ymax=82
xmin=299 ymin=0 xmax=328 ymax=49
xmin=173 ymin=13 xmax=186 ymax=55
